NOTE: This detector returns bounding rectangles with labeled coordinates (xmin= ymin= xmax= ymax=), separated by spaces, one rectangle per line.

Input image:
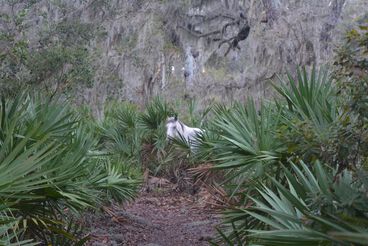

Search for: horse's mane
xmin=166 ymin=117 xmax=185 ymax=132
xmin=166 ymin=117 xmax=177 ymax=124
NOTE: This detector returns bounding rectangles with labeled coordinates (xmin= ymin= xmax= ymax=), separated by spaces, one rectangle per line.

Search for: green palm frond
xmin=217 ymin=161 xmax=368 ymax=245
xmin=0 ymin=93 xmax=140 ymax=244
xmin=93 ymin=161 xmax=140 ymax=203
xmin=0 ymin=206 xmax=37 ymax=246
xmin=206 ymin=100 xmax=286 ymax=186
xmin=272 ymin=66 xmax=341 ymax=161
xmin=101 ymin=101 xmax=144 ymax=165
xmin=139 ymin=97 xmax=173 ymax=132
xmin=169 ymin=131 xmax=192 ymax=155
xmin=29 ymin=214 xmax=90 ymax=246
xmin=273 ymin=66 xmax=336 ymax=120
xmin=104 ymin=101 xmax=140 ymax=136
xmin=190 ymin=127 xmax=221 ymax=163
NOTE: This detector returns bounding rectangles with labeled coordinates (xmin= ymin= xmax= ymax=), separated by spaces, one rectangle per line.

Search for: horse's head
xmin=166 ymin=116 xmax=181 ymax=140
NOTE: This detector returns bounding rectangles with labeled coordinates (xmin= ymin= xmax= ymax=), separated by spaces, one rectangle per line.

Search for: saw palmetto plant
xmin=193 ymin=99 xmax=287 ymax=197
xmin=272 ymin=66 xmax=342 ymax=164
xmin=0 ymin=93 xmax=139 ymax=244
xmin=215 ymin=161 xmax=368 ymax=246
xmin=102 ymin=101 xmax=144 ymax=166
xmin=209 ymin=66 xmax=368 ymax=245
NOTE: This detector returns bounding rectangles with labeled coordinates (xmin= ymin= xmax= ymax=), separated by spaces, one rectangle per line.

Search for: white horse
xmin=165 ymin=116 xmax=203 ymax=147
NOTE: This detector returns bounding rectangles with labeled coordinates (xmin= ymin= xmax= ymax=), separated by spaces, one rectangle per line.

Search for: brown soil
xmin=85 ymin=182 xmax=221 ymax=246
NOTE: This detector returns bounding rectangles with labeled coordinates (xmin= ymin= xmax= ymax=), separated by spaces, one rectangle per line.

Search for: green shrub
xmin=333 ymin=17 xmax=368 ymax=171
xmin=0 ymin=93 xmax=139 ymax=244
xmin=193 ymin=99 xmax=286 ymax=196
xmin=208 ymin=65 xmax=368 ymax=245
xmin=273 ymin=66 xmax=340 ymax=164
xmin=102 ymin=101 xmax=143 ymax=165
xmin=99 ymin=97 xmax=176 ymax=177
xmin=214 ymin=162 xmax=368 ymax=245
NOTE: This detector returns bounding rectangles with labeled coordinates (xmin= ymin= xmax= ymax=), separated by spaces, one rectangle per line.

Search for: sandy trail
xmin=86 ymin=187 xmax=220 ymax=246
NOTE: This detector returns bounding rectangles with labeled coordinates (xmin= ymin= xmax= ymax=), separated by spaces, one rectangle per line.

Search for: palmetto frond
xmin=273 ymin=66 xmax=337 ymax=122
xmin=218 ymin=162 xmax=368 ymax=245
xmin=273 ymin=66 xmax=341 ymax=161
xmin=204 ymin=100 xmax=286 ymax=190
xmin=0 ymin=93 xmax=139 ymax=244
xmin=139 ymin=97 xmax=173 ymax=132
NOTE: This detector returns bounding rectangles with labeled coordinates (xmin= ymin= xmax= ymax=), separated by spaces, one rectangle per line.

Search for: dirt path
xmin=86 ymin=186 xmax=221 ymax=246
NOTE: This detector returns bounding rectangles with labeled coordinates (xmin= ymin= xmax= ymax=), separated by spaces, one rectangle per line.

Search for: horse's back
xmin=187 ymin=128 xmax=203 ymax=142
xmin=193 ymin=127 xmax=203 ymax=133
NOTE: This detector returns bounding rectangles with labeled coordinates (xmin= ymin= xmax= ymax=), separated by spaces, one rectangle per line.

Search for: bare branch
xmin=185 ymin=13 xmax=237 ymax=26
xmin=178 ymin=25 xmax=221 ymax=38
xmin=218 ymin=37 xmax=235 ymax=49
xmin=221 ymin=20 xmax=239 ymax=35
xmin=175 ymin=3 xmax=251 ymax=56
